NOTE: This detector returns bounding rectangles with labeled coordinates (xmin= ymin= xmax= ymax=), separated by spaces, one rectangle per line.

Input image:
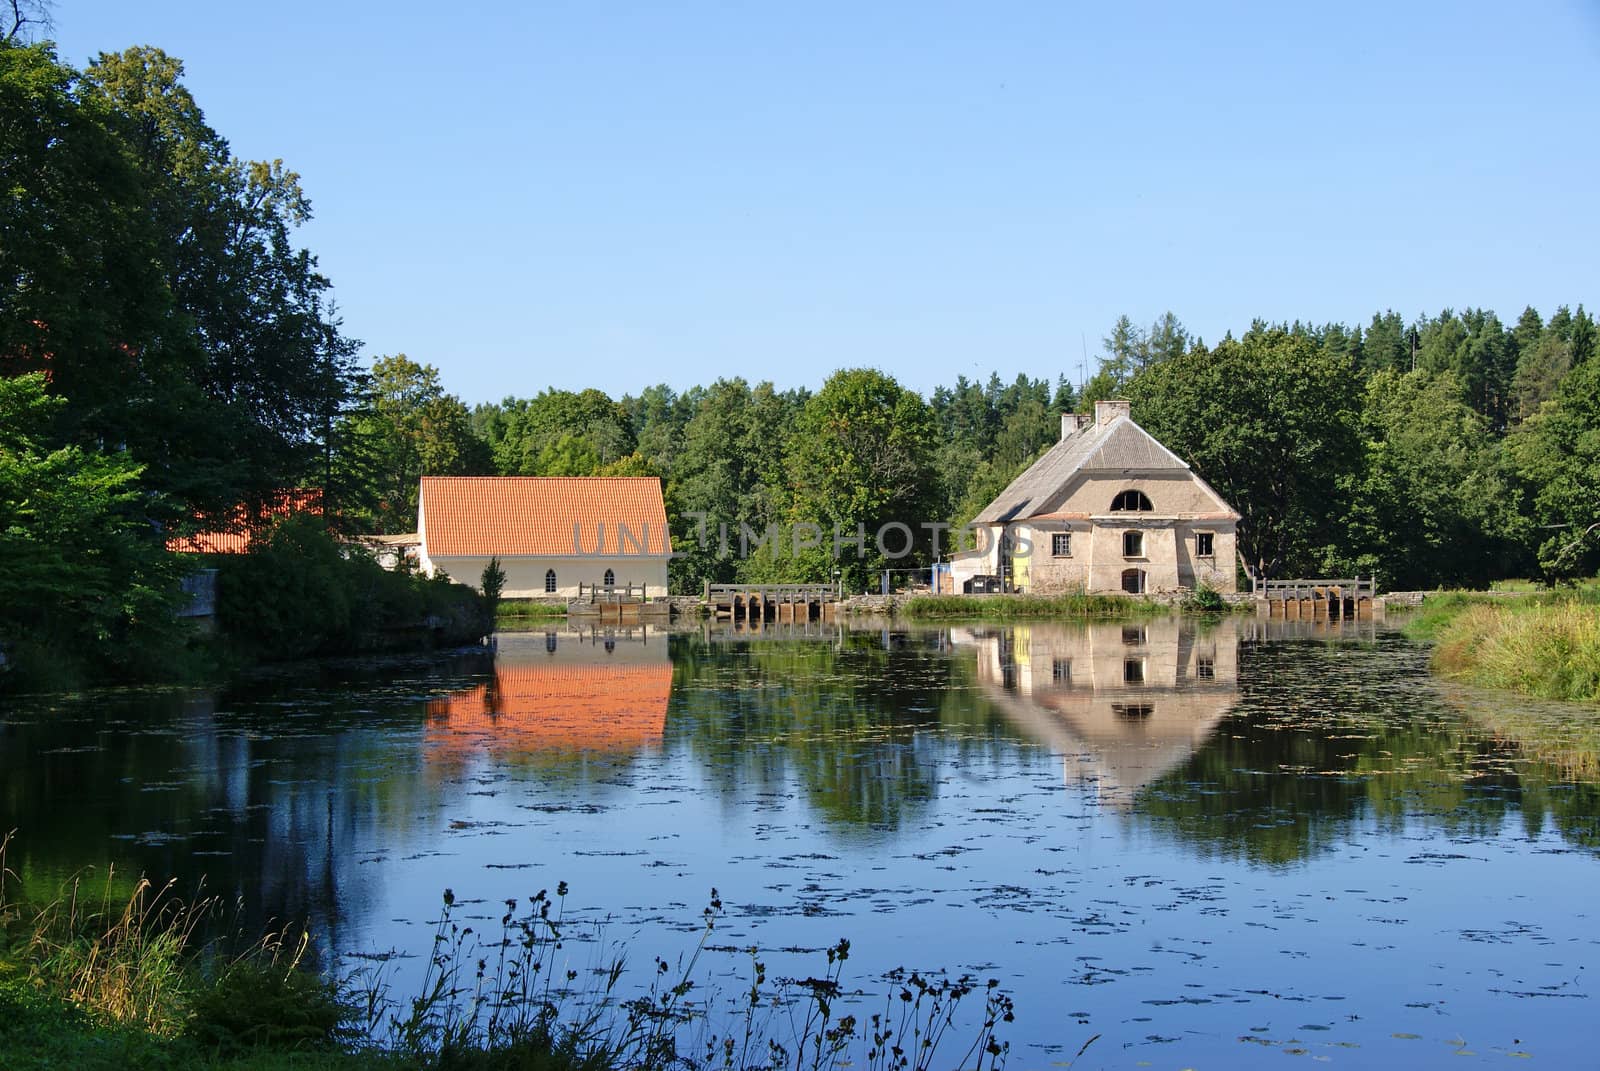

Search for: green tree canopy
xmin=1508 ymin=356 xmax=1600 ymax=580
xmin=0 ymin=374 xmax=187 ymax=674
xmin=1127 ymin=327 xmax=1363 ymax=579
xmin=785 ymin=368 xmax=936 ymax=587
xmin=344 ymin=354 xmax=488 ymax=530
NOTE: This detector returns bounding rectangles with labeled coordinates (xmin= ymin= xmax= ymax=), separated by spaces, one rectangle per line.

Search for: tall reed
xmin=1432 ymin=601 xmax=1600 ymax=702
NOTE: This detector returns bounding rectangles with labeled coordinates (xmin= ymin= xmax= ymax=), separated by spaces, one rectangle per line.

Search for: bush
xmin=187 ymin=951 xmax=355 ymax=1056
xmin=215 ymin=516 xmax=488 ymax=661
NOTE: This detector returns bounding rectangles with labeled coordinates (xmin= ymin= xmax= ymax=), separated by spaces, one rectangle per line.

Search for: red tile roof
xmin=424 ymin=662 xmax=672 ymax=758
xmin=166 ymin=489 xmax=325 ymax=555
xmin=419 ymin=477 xmax=670 ymax=557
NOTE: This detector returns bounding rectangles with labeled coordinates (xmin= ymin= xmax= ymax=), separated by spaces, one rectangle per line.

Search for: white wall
xmin=424 ymin=555 xmax=671 ymax=598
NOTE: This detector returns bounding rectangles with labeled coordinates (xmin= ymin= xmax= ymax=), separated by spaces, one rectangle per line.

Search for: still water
xmin=4 ymin=617 xmax=1599 ymax=1068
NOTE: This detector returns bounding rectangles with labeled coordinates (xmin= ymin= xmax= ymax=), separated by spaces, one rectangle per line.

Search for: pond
xmin=4 ymin=616 xmax=1599 ymax=1068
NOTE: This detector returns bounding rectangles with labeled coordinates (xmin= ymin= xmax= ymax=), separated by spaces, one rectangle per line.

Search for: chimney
xmin=1060 ymin=412 xmax=1089 ymax=440
xmin=1095 ymin=399 xmax=1131 ymax=427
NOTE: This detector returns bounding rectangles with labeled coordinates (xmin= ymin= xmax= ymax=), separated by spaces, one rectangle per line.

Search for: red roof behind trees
xmin=418 ymin=476 xmax=670 ymax=557
xmin=166 ymin=488 xmax=325 ymax=555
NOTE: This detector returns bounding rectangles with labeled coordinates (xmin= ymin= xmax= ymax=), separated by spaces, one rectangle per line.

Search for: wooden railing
xmin=575 ymin=582 xmax=651 ymax=602
xmin=705 ymin=583 xmax=838 ymax=602
xmin=1258 ymin=577 xmax=1376 ymax=600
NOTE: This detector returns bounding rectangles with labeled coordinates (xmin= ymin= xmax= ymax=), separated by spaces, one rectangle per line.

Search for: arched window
xmin=545 ymin=632 xmax=557 ymax=654
xmin=544 ymin=569 xmax=557 ymax=593
xmin=1121 ymin=567 xmax=1146 ymax=594
xmin=603 ymin=568 xmax=615 ymax=589
xmin=1111 ymin=489 xmax=1153 ymax=512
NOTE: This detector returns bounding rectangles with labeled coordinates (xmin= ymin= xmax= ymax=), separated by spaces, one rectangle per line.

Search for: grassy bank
xmin=901 ymin=589 xmax=1235 ymax=620
xmin=0 ymin=843 xmax=1015 ymax=1071
xmin=495 ymin=600 xmax=568 ymax=624
xmin=1406 ymin=590 xmax=1600 ymax=703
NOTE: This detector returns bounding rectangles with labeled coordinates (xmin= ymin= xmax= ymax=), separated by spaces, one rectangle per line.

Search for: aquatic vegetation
xmin=0 ymin=842 xmax=1016 ymax=1071
xmin=379 ymin=888 xmax=1013 ymax=1071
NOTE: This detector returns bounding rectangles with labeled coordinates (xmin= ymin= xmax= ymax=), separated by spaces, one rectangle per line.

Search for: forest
xmin=3 ymin=36 xmax=1599 ymax=677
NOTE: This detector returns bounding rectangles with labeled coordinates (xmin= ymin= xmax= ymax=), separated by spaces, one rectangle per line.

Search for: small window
xmin=1121 ymin=567 xmax=1146 ymax=593
xmin=1123 ymin=659 xmax=1145 ymax=684
xmin=1196 ymin=657 xmax=1215 ymax=680
xmin=544 ymin=568 xmax=557 ymax=593
xmin=1121 ymin=625 xmax=1146 ymax=645
xmin=1123 ymin=531 xmax=1144 ymax=558
xmin=1111 ymin=490 xmax=1153 ymax=512
xmin=1112 ymin=702 xmax=1153 ymax=720
xmin=1051 ymin=533 xmax=1071 ymax=557
xmin=1195 ymin=532 xmax=1215 ymax=558
xmin=1052 ymin=658 xmax=1072 ymax=683
xmin=545 ymin=631 xmax=557 ymax=654
xmin=603 ymin=568 xmax=616 ymax=588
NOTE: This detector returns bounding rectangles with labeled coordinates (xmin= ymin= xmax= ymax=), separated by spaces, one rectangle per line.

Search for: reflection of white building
xmin=954 ymin=619 xmax=1238 ymax=806
xmin=426 ymin=628 xmax=671 ymax=762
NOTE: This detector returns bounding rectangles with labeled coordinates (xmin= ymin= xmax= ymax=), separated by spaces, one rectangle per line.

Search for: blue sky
xmin=50 ymin=1 xmax=1600 ymax=405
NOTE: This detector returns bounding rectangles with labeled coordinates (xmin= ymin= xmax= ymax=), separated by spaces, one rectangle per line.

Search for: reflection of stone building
xmin=955 ymin=619 xmax=1238 ymax=805
xmin=425 ymin=628 xmax=672 ymax=761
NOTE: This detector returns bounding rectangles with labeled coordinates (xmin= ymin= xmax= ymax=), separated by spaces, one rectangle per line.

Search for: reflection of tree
xmin=0 ymin=660 xmax=495 ymax=947
xmin=1134 ymin=639 xmax=1600 ymax=863
xmin=666 ymin=631 xmax=1015 ymax=831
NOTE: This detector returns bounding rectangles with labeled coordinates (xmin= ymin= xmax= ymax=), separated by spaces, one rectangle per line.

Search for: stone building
xmin=949 ymin=400 xmax=1238 ymax=594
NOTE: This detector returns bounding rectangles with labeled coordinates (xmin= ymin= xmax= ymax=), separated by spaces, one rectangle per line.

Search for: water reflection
xmin=5 ymin=618 xmax=1600 ymax=1065
xmin=426 ymin=628 xmax=671 ymax=762
xmin=666 ymin=626 xmax=987 ymax=831
xmin=955 ymin=619 xmax=1238 ymax=806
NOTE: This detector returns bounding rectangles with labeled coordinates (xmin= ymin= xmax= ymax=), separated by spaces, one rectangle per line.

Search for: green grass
xmin=1404 ymin=587 xmax=1600 ymax=703
xmin=495 ymin=601 xmax=567 ymax=623
xmin=901 ymin=591 xmax=1220 ymax=620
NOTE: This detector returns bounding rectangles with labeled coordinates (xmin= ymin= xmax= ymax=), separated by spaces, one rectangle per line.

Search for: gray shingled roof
xmin=972 ymin=414 xmax=1194 ymax=524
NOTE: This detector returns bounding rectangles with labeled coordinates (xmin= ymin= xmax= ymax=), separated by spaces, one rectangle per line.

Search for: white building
xmin=417 ymin=476 xmax=672 ymax=598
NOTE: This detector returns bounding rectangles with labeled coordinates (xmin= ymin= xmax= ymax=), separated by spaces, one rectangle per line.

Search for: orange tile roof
xmin=419 ymin=476 xmax=670 ymax=557
xmin=166 ymin=489 xmax=325 ymax=555
xmin=424 ymin=662 xmax=672 ymax=758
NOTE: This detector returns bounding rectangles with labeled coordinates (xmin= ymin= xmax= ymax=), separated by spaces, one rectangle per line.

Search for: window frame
xmin=603 ymin=568 xmax=616 ymax=588
xmin=1194 ymin=531 xmax=1215 ymax=559
xmin=1051 ymin=532 xmax=1072 ymax=558
xmin=1122 ymin=530 xmax=1145 ymax=558
xmin=544 ymin=568 xmax=557 ymax=593
xmin=1110 ymin=489 xmax=1153 ymax=512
